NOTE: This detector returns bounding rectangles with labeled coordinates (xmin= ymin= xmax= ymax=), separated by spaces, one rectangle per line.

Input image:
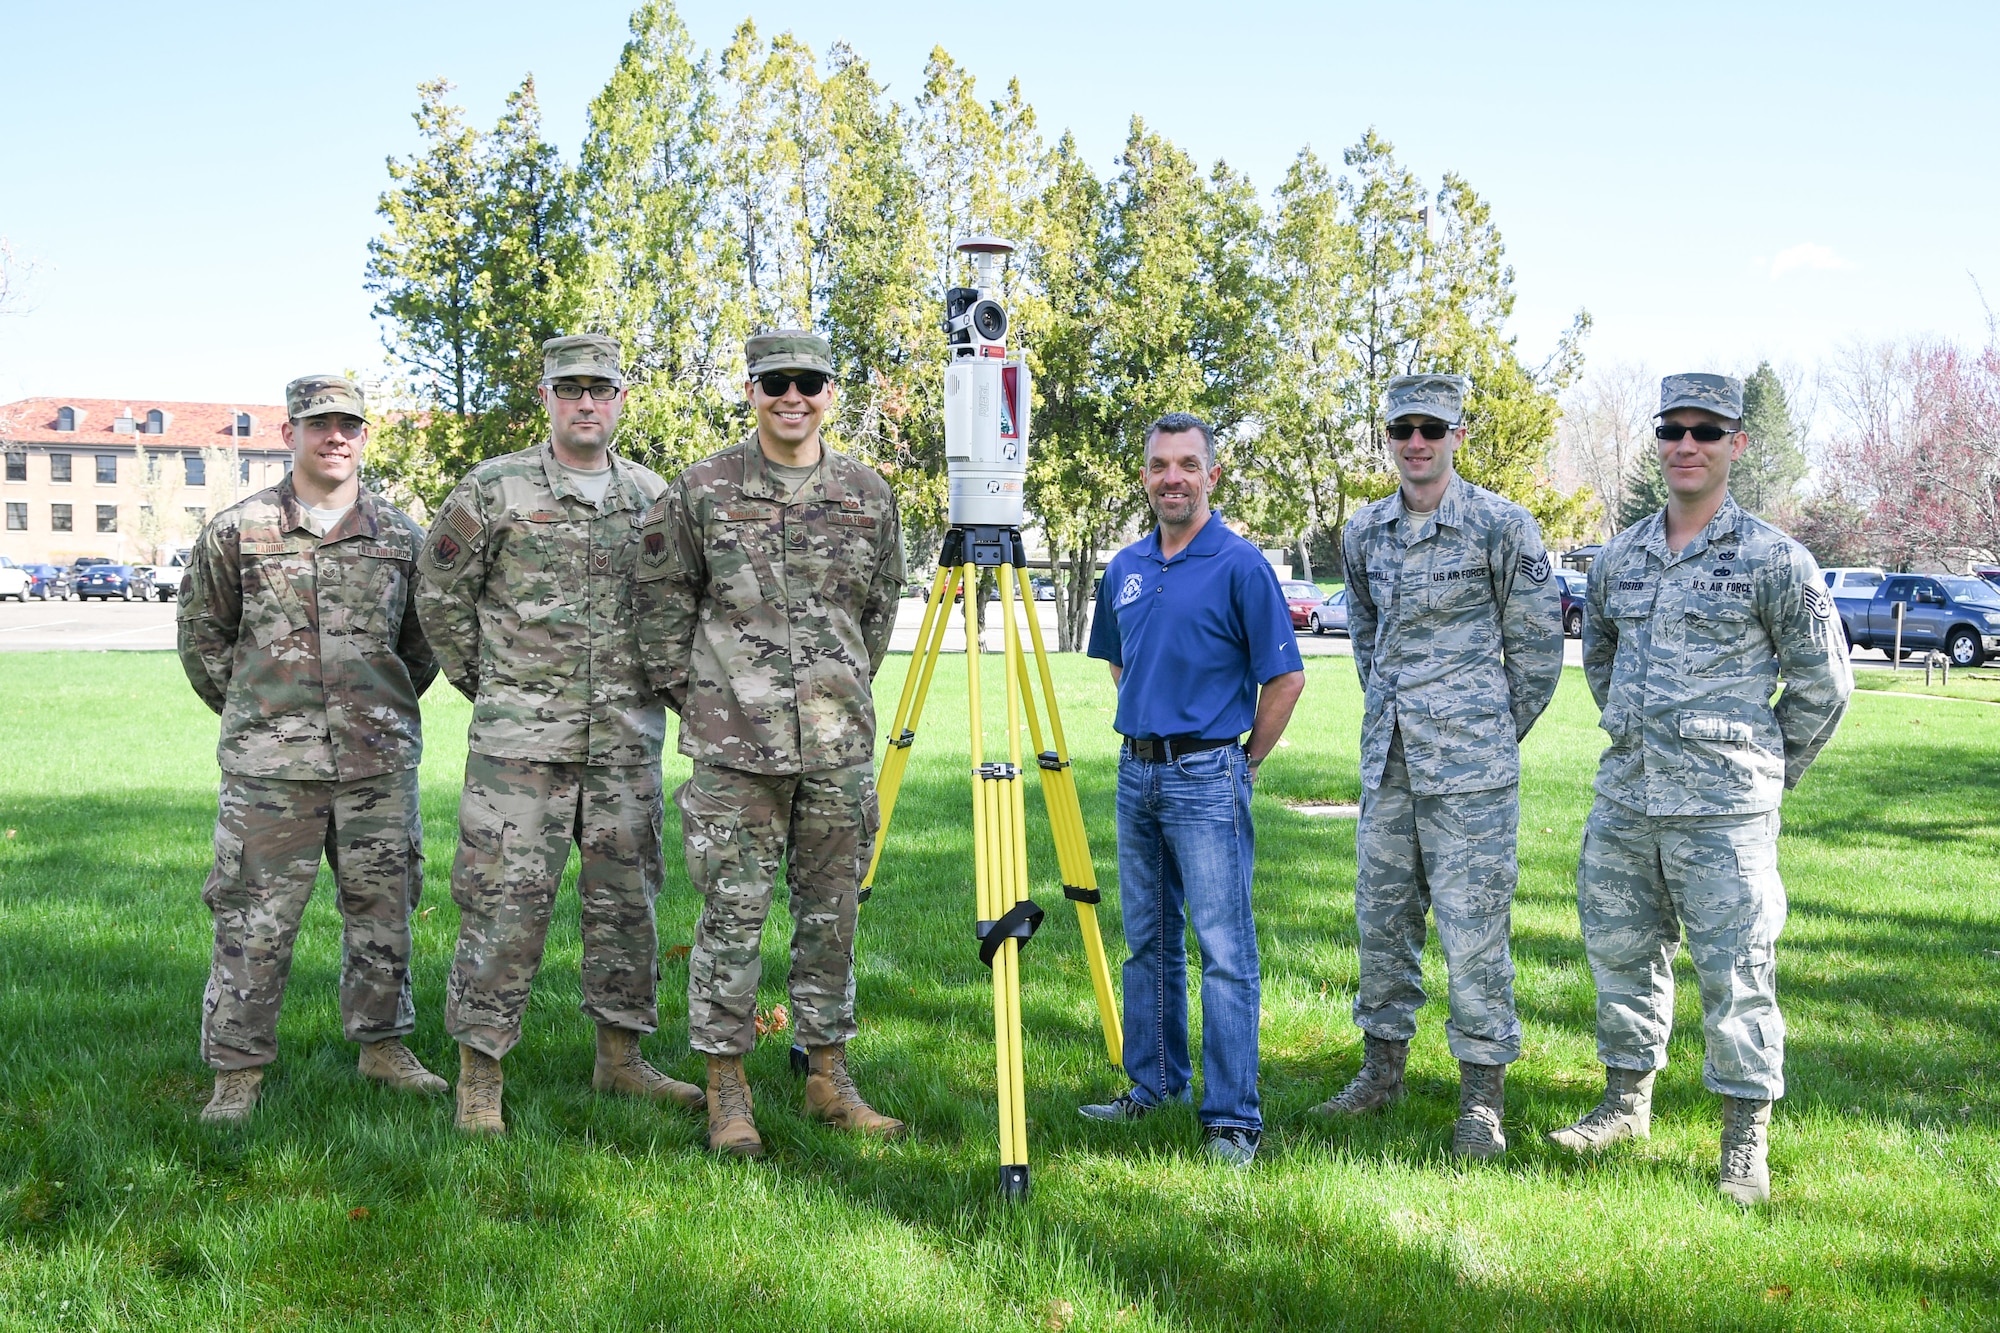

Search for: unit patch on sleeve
xmin=643 ymin=531 xmax=666 ymax=563
xmin=431 ymin=534 xmax=462 ymax=569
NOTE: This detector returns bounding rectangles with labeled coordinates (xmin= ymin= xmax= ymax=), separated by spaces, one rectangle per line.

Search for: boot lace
xmin=716 ymin=1066 xmax=754 ymax=1122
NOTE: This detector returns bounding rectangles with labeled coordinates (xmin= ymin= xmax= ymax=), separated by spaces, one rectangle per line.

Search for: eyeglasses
xmin=756 ymin=371 xmax=829 ymax=398
xmin=1387 ymin=421 xmax=1451 ymax=441
xmin=549 ymin=382 xmax=621 ymax=401
xmin=1654 ymin=424 xmax=1739 ymax=443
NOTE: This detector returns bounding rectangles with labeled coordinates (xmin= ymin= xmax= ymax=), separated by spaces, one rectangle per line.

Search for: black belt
xmin=1123 ymin=735 xmax=1239 ymax=763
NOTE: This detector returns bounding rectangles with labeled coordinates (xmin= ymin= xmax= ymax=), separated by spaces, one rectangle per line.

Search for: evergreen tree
xmin=1735 ymin=360 xmax=1807 ymax=514
xmin=1618 ymin=450 xmax=1668 ymax=530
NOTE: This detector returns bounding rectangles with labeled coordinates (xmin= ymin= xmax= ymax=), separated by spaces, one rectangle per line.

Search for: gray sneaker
xmin=1079 ymin=1090 xmax=1153 ymax=1123
xmin=1205 ymin=1126 xmax=1260 ymax=1168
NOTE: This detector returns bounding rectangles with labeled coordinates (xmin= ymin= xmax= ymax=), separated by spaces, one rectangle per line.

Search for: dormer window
xmin=112 ymin=412 xmax=135 ymax=434
xmin=233 ymin=412 xmax=254 ymax=438
xmin=143 ymin=408 xmax=170 ymax=435
xmin=55 ymin=406 xmax=77 ymax=432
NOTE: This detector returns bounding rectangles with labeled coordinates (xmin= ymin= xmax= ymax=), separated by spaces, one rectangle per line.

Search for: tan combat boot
xmin=1546 ymin=1066 xmax=1655 ymax=1153
xmin=200 ymin=1068 xmax=263 ymax=1124
xmin=1312 ymin=1034 xmax=1408 ymax=1116
xmin=706 ymin=1054 xmax=763 ymax=1157
xmin=1718 ymin=1096 xmax=1772 ymax=1205
xmin=358 ymin=1037 xmax=449 ymax=1095
xmin=1452 ymin=1061 xmax=1507 ymax=1159
xmin=593 ymin=1026 xmax=705 ymax=1109
xmin=805 ymin=1044 xmax=905 ymax=1138
xmin=454 ymin=1044 xmax=506 ymax=1135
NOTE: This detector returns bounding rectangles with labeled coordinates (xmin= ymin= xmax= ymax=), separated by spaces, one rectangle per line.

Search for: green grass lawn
xmin=1851 ymin=663 xmax=2000 ymax=705
xmin=1 ymin=651 xmax=1996 ymax=1330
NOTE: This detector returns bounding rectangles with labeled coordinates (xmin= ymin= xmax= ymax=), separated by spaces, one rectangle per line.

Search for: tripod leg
xmin=996 ymin=569 xmax=1031 ymax=1198
xmin=863 ymin=564 xmax=960 ymax=897
xmin=1014 ymin=565 xmax=1124 ymax=1067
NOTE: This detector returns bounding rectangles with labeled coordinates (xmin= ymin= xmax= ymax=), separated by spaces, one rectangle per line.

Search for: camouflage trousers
xmin=1578 ymin=797 xmax=1787 ymax=1100
xmin=445 ymin=754 xmax=664 ymax=1060
xmin=200 ymin=768 xmax=422 ymax=1071
xmin=675 ymin=761 xmax=878 ymax=1057
xmin=1353 ymin=733 xmax=1521 ymax=1065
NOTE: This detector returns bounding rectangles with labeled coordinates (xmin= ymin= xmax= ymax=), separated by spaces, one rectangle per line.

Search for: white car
xmin=0 ymin=557 xmax=29 ymax=602
xmin=1823 ymin=567 xmax=1886 ymax=603
xmin=150 ymin=548 xmax=194 ymax=601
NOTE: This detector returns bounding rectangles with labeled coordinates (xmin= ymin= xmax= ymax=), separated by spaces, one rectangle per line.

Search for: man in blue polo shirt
xmin=1080 ymin=411 xmax=1305 ymax=1167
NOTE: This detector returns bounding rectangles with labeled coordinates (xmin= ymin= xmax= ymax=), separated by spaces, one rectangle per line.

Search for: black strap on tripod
xmin=976 ymin=899 xmax=1045 ymax=968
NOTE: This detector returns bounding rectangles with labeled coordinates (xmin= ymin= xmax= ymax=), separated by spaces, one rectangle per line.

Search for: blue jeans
xmin=1115 ymin=743 xmax=1261 ymax=1131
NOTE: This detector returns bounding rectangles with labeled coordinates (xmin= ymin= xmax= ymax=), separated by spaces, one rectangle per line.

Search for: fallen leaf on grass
xmin=348 ymin=1207 xmax=370 ymax=1222
xmin=1046 ymin=1299 xmax=1075 ymax=1330
xmin=662 ymin=944 xmax=691 ymax=964
xmin=755 ymin=1004 xmax=789 ymax=1036
xmin=4 ymin=829 xmax=13 ymax=838
xmin=1764 ymin=1284 xmax=1792 ymax=1302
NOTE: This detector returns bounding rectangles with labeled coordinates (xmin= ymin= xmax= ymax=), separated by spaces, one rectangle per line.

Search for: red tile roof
xmin=0 ymin=396 xmax=292 ymax=449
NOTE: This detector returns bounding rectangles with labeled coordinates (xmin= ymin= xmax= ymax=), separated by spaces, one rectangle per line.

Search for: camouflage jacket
xmin=1583 ymin=495 xmax=1852 ymax=816
xmin=414 ymin=442 xmax=668 ymax=766
xmin=634 ymin=432 xmax=905 ymax=775
xmin=1342 ymin=474 xmax=1564 ymax=795
xmin=176 ymin=478 xmax=437 ymax=781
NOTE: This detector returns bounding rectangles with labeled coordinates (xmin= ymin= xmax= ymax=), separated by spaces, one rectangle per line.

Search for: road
xmin=3 ymin=593 xmax=1923 ymax=676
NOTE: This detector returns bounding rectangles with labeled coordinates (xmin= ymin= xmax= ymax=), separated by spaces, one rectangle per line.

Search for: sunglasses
xmin=1654 ymin=424 xmax=1739 ymax=443
xmin=549 ymin=382 xmax=621 ymax=400
xmin=1387 ymin=421 xmax=1452 ymax=441
xmin=756 ymin=371 xmax=829 ymax=398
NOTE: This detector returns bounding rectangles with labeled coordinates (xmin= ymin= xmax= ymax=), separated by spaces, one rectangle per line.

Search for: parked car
xmin=22 ymin=563 xmax=72 ymax=600
xmin=1823 ymin=566 xmax=1886 ymax=609
xmin=74 ymin=564 xmax=155 ymax=602
xmin=1842 ymin=573 xmax=2000 ymax=667
xmin=149 ymin=547 xmax=194 ymax=600
xmin=1305 ymin=589 xmax=1348 ymax=636
xmin=1281 ymin=580 xmax=1323 ymax=630
xmin=0 ymin=557 xmax=28 ymax=601
xmin=1975 ymin=566 xmax=2000 ymax=595
xmin=1029 ymin=577 xmax=1056 ymax=602
xmin=1556 ymin=570 xmax=1588 ymax=637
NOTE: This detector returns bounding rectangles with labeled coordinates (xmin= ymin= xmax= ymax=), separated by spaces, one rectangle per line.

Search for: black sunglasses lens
xmin=1387 ymin=423 xmax=1412 ymax=440
xmin=759 ymin=372 xmax=827 ymax=397
xmin=1388 ymin=422 xmax=1450 ymax=440
xmin=1656 ymin=425 xmax=1731 ymax=442
xmin=1420 ymin=422 xmax=1448 ymax=440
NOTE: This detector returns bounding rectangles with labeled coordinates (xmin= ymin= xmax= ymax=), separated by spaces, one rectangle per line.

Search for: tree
xmin=368 ymin=76 xmax=585 ymax=505
xmin=1618 ymin=450 xmax=1668 ymax=531
xmin=1553 ymin=361 xmax=1655 ymax=538
xmin=1735 ymin=360 xmax=1807 ymax=514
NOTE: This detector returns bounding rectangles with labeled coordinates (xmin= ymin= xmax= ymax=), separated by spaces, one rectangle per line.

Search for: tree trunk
xmin=1059 ymin=543 xmax=1099 ymax=652
xmin=1294 ymin=533 xmax=1313 ymax=582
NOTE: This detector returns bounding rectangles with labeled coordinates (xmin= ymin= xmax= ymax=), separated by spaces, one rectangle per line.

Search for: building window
xmin=96 ymin=455 xmax=117 ymax=484
xmin=97 ymin=504 xmax=118 ymax=533
xmin=239 ymin=458 xmax=251 ymax=484
xmin=5 ymin=502 xmax=25 ymax=531
xmin=50 ymin=454 xmax=71 ymax=483
xmin=234 ymin=412 xmax=254 ymax=438
xmin=186 ymin=454 xmax=206 ymax=487
xmin=55 ymin=406 xmax=76 ymax=432
xmin=3 ymin=453 xmax=22 ymax=482
xmin=144 ymin=409 xmax=167 ymax=435
xmin=51 ymin=504 xmax=72 ymax=532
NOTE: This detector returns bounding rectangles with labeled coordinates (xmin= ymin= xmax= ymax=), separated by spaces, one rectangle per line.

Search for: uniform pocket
xmin=201 ymin=824 xmax=247 ymax=910
xmin=450 ymin=790 xmax=510 ymax=911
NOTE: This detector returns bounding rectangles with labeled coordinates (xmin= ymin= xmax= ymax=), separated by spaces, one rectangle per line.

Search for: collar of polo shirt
xmin=1140 ymin=509 xmax=1227 ymax=563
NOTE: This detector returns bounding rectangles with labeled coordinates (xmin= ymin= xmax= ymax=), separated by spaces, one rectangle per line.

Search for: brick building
xmin=0 ymin=397 xmax=294 ymax=565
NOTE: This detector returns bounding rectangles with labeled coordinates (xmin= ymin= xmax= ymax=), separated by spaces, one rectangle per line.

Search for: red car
xmin=1281 ymin=580 xmax=1322 ymax=630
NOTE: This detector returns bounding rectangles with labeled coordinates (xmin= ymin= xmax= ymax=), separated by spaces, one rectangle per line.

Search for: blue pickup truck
xmin=1841 ymin=573 xmax=2000 ymax=667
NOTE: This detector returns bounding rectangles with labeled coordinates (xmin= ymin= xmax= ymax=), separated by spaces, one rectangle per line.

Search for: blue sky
xmin=2 ymin=1 xmax=1994 ymax=406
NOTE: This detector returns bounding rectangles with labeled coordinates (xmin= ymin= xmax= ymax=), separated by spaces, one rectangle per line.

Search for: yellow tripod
xmin=864 ymin=526 xmax=1122 ymax=1200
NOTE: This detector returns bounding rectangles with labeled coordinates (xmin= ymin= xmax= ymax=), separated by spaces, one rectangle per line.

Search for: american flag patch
xmin=442 ymin=501 xmax=482 ymax=544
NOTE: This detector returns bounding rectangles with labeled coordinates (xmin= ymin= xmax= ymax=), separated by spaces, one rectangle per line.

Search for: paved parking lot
xmin=0 ymin=595 xmax=179 ymax=651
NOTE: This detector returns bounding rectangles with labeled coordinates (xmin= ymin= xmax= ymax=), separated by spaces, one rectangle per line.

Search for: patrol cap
xmin=1658 ymin=372 xmax=1743 ymax=419
xmin=542 ymin=333 xmax=625 ymax=386
xmin=285 ymin=374 xmax=368 ymax=422
xmin=1384 ymin=373 xmax=1471 ymax=427
xmin=745 ymin=329 xmax=834 ymax=378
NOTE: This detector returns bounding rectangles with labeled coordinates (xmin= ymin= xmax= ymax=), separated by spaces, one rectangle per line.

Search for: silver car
xmin=1306 ymin=589 xmax=1348 ymax=636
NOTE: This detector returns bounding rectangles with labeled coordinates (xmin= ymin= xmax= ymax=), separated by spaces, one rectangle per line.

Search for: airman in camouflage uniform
xmin=1319 ymin=374 xmax=1563 ymax=1158
xmin=178 ymin=373 xmax=447 ymax=1123
xmin=1549 ymin=372 xmax=1851 ymax=1204
xmin=635 ymin=330 xmax=907 ymax=1156
xmin=415 ymin=334 xmax=703 ymax=1135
